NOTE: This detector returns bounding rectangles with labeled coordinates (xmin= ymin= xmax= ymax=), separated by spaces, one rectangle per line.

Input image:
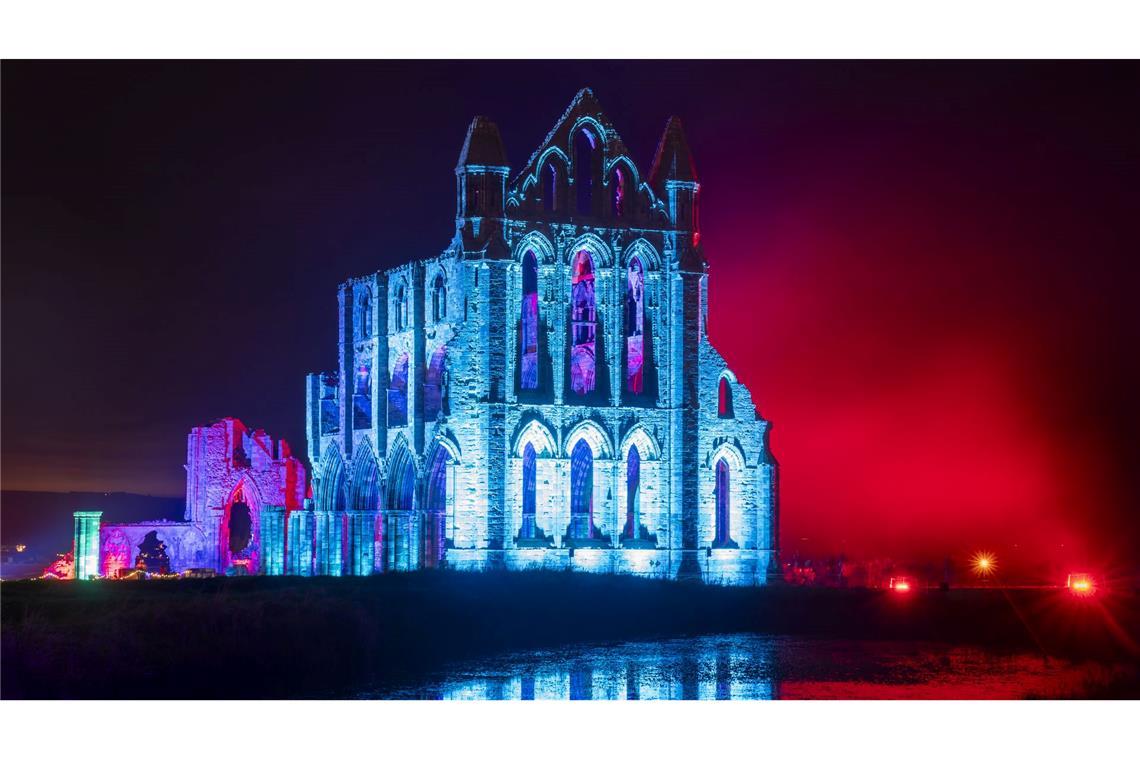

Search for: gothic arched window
xmin=431 ymin=273 xmax=447 ymax=322
xmin=520 ymin=250 xmax=540 ymax=390
xmin=394 ymin=458 xmax=415 ymax=511
xmin=543 ymin=162 xmax=559 ymax=213
xmin=718 ymin=376 xmax=734 ymax=418
xmin=569 ymin=250 xmax=597 ymax=395
xmin=358 ymin=290 xmax=372 ymax=339
xmin=353 ymin=362 xmax=372 ymax=429
xmin=714 ymin=458 xmax=732 ymax=547
xmin=394 ymin=284 xmax=408 ymax=332
xmin=574 ymin=129 xmax=596 ymax=216
xmin=424 ymin=346 xmax=447 ymax=420
xmin=569 ymin=439 xmax=594 ymax=540
xmin=611 ymin=166 xmax=626 ymax=217
xmin=626 ymin=256 xmax=646 ymax=395
xmin=520 ymin=443 xmax=537 ymax=540
xmin=423 ymin=447 xmax=450 ymax=568
xmin=625 ymin=444 xmax=641 ymax=539
xmin=388 ymin=353 xmax=409 ymax=427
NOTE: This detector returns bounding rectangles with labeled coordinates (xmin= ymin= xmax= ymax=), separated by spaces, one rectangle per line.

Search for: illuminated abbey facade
xmin=303 ymin=89 xmax=779 ymax=584
xmin=71 ymin=89 xmax=778 ymax=584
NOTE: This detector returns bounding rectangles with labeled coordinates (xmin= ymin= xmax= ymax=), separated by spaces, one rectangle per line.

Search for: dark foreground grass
xmin=3 ymin=571 xmax=1138 ymax=698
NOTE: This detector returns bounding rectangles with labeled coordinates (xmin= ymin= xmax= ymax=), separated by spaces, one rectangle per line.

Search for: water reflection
xmin=377 ymin=635 xmax=782 ymax=700
xmin=367 ymin=632 xmax=1128 ymax=699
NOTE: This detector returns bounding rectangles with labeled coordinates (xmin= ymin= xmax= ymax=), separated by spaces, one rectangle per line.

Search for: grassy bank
xmin=3 ymin=571 xmax=1137 ymax=698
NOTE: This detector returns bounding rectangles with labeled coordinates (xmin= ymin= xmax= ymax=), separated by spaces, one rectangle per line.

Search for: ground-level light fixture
xmin=889 ymin=576 xmax=913 ymax=592
xmin=1066 ymin=572 xmax=1096 ymax=596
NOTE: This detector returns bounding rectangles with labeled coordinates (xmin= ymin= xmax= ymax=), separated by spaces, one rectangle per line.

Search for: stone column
xmin=72 ymin=511 xmax=102 ymax=580
xmin=286 ymin=509 xmax=314 ymax=576
xmin=259 ymin=506 xmax=286 ymax=576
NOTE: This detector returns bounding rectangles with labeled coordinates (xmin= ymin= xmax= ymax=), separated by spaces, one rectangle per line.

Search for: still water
xmin=366 ymin=634 xmax=1120 ymax=699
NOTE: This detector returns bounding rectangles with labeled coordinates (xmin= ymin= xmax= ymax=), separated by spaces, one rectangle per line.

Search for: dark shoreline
xmin=3 ymin=571 xmax=1137 ymax=699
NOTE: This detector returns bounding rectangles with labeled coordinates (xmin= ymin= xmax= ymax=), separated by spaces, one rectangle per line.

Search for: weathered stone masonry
xmin=302 ymin=88 xmax=780 ymax=584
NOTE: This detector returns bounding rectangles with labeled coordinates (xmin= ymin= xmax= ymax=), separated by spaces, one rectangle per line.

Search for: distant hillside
xmin=0 ymin=491 xmax=184 ymax=555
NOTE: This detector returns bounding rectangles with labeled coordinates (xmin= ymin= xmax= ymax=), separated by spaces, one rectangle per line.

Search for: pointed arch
xmin=431 ymin=271 xmax=448 ymax=322
xmin=512 ymin=418 xmax=558 ymax=458
xmin=520 ymin=249 xmax=540 ymax=391
xmin=567 ymin=233 xmax=614 ymax=267
xmin=424 ymin=345 xmax=448 ymax=420
xmin=619 ymin=423 xmax=662 ymax=462
xmin=425 ymin=429 xmax=462 ymax=467
xmin=349 ymin=445 xmax=380 ymax=511
xmin=512 ymin=231 xmax=557 ymax=264
xmin=622 ymin=238 xmax=662 ymax=271
xmin=569 ymin=438 xmax=594 ymax=537
xmin=718 ymin=375 xmax=735 ymax=418
xmin=708 ymin=440 xmax=747 ymax=472
xmin=316 ymin=448 xmax=347 ymax=512
xmin=385 ymin=437 xmax=417 ymax=511
xmin=569 ymin=249 xmax=598 ymax=395
xmin=356 ymin=286 xmax=373 ymax=339
xmin=611 ymin=164 xmax=627 ymax=217
xmin=393 ymin=277 xmax=409 ymax=332
xmin=714 ymin=458 xmax=734 ymax=548
xmin=605 ymin=154 xmax=641 ymax=188
xmin=574 ymin=125 xmax=599 ymax=215
xmin=624 ymin=444 xmax=641 ymax=539
xmin=388 ymin=353 xmax=409 ymax=427
xmin=223 ymin=475 xmax=263 ymax=572
xmin=626 ymin=254 xmax=646 ymax=395
xmin=564 ymin=419 xmax=613 ymax=459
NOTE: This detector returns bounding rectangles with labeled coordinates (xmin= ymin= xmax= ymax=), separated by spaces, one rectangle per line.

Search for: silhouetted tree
xmin=135 ymin=531 xmax=171 ymax=574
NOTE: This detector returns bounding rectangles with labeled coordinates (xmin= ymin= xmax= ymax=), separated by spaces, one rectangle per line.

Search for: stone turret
xmin=650 ymin=117 xmax=702 ymax=259
xmin=455 ymin=116 xmax=510 ymax=256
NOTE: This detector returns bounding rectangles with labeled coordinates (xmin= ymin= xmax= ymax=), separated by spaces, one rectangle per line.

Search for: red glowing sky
xmin=2 ymin=62 xmax=1137 ymax=566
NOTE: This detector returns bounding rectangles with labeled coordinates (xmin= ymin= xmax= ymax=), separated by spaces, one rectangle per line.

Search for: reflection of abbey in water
xmin=72 ymin=89 xmax=779 ymax=584
xmin=381 ymin=636 xmax=780 ymax=700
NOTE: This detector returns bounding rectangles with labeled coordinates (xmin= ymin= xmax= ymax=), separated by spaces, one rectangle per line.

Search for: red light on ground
xmin=889 ymin=577 xmax=912 ymax=592
xmin=1067 ymin=573 xmax=1096 ymax=596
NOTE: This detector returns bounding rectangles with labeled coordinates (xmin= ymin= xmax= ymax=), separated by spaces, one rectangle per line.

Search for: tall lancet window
xmin=520 ymin=443 xmax=537 ymax=540
xmin=353 ymin=362 xmax=372 ymax=429
xmin=520 ymin=250 xmax=540 ymax=390
xmin=394 ymin=459 xmax=415 ymax=511
xmin=423 ymin=447 xmax=450 ymax=568
xmin=575 ymin=129 xmax=596 ymax=215
xmin=569 ymin=251 xmax=597 ymax=395
xmin=718 ymin=376 xmax=734 ymax=418
xmin=714 ymin=459 xmax=732 ymax=547
xmin=431 ymin=273 xmax=447 ymax=322
xmin=394 ymin=285 xmax=408 ymax=332
xmin=543 ymin=162 xmax=558 ymax=213
xmin=624 ymin=445 xmax=641 ymax=539
xmin=424 ymin=346 xmax=447 ymax=420
xmin=626 ymin=256 xmax=645 ymax=395
xmin=388 ymin=353 xmax=409 ymax=427
xmin=569 ymin=439 xmax=594 ymax=540
xmin=358 ymin=291 xmax=372 ymax=339
xmin=611 ymin=167 xmax=626 ymax=217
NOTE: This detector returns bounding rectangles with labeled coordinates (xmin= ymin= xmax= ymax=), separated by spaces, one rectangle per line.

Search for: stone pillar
xmin=259 ymin=505 xmax=286 ymax=576
xmin=346 ymin=510 xmax=376 ymax=575
xmin=677 ymin=269 xmax=704 ymax=580
xmin=314 ymin=511 xmax=344 ymax=576
xmin=73 ymin=511 xmax=102 ymax=580
xmin=286 ymin=509 xmax=314 ymax=576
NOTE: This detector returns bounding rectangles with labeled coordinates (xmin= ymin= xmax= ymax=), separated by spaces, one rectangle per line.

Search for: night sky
xmin=3 ymin=61 xmax=1137 ymax=567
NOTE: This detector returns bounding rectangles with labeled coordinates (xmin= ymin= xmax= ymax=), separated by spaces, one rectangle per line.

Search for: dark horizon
xmin=3 ymin=61 xmax=1137 ymax=565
